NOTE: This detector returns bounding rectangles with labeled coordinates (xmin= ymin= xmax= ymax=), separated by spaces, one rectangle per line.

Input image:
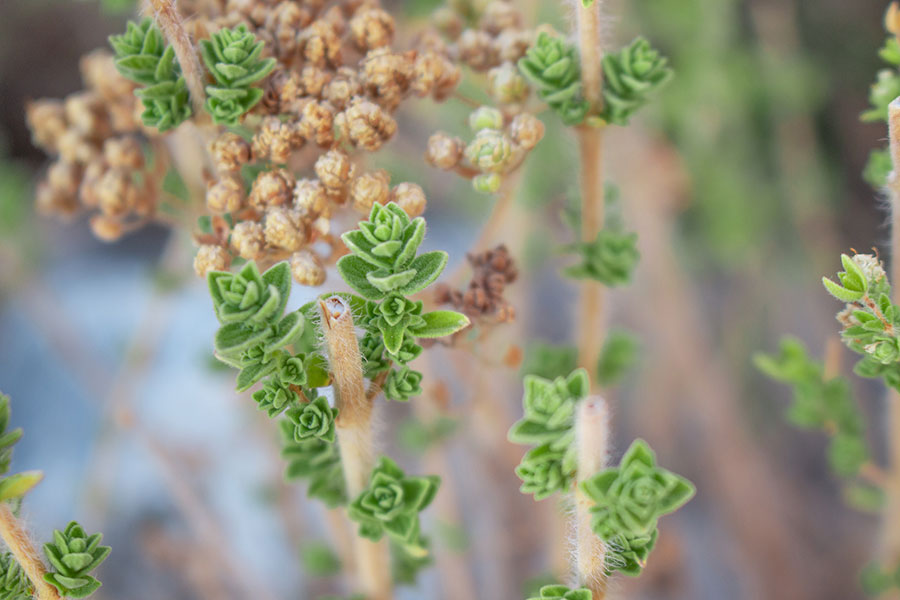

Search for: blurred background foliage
xmin=0 ymin=0 xmax=895 ymax=599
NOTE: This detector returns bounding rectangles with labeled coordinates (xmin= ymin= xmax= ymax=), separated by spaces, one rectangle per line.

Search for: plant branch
xmin=0 ymin=504 xmax=60 ymax=600
xmin=145 ymin=0 xmax=207 ymax=120
xmin=574 ymin=397 xmax=609 ymax=599
xmin=319 ymin=296 xmax=392 ymax=600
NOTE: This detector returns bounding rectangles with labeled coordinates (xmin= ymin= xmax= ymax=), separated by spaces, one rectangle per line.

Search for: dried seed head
xmin=321 ymin=5 xmax=348 ymax=35
xmin=298 ymin=65 xmax=333 ymax=99
xmin=465 ymin=129 xmax=513 ymax=172
xmin=90 ymin=214 xmax=124 ymax=241
xmin=323 ymin=67 xmax=363 ymax=110
xmin=194 ymin=244 xmax=232 ymax=277
xmin=349 ymin=8 xmax=395 ymax=51
xmin=411 ymin=51 xmax=461 ymax=100
xmin=271 ymin=68 xmax=305 ymax=110
xmin=362 ymin=48 xmax=414 ymax=108
xmin=207 ymin=173 xmax=245 ymax=214
xmin=432 ymin=7 xmax=463 ymax=39
xmin=294 ymin=178 xmax=329 ymax=218
xmin=78 ymin=159 xmax=107 ymax=208
xmin=457 ymin=29 xmax=496 ymax=71
xmin=315 ymin=149 xmax=352 ymax=190
xmin=298 ymin=100 xmax=335 ymax=147
xmin=494 ymin=29 xmax=531 ymax=63
xmin=350 ymin=169 xmax=390 ymax=213
xmin=103 ymin=136 xmax=144 ymax=169
xmin=80 ymin=50 xmax=135 ymax=102
xmin=291 ymin=249 xmax=326 ymax=286
xmin=265 ymin=1 xmax=313 ymax=59
xmin=231 ymin=220 xmax=267 ymax=260
xmin=344 ymin=98 xmax=397 ymax=151
xmin=57 ymin=130 xmax=100 ymax=165
xmin=249 ymin=168 xmax=296 ymax=210
xmin=300 ymin=20 xmax=342 ymax=67
xmin=391 ymin=182 xmax=427 ymax=217
xmin=26 ymin=99 xmax=68 ymax=152
xmin=425 ymin=132 xmax=464 ymax=169
xmin=64 ymin=91 xmax=111 ymax=139
xmin=510 ymin=112 xmax=545 ymax=150
xmin=97 ymin=167 xmax=140 ymax=217
xmin=46 ymin=160 xmax=82 ymax=196
xmin=35 ymin=180 xmax=79 ymax=217
xmin=479 ymin=1 xmax=521 ymax=35
xmin=488 ymin=62 xmax=528 ymax=104
xmin=264 ymin=206 xmax=307 ymax=251
xmin=211 ymin=132 xmax=252 ymax=173
xmin=252 ymin=117 xmax=303 ymax=163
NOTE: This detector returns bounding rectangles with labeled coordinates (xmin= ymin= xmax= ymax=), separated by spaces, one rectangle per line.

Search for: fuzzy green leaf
xmin=0 ymin=471 xmax=42 ymax=501
xmin=409 ymin=311 xmax=470 ymax=338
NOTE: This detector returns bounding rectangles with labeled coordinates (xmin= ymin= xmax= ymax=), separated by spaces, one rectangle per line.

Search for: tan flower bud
xmin=299 ymin=65 xmax=333 ymax=99
xmin=298 ymin=100 xmax=335 ymax=147
xmin=494 ymin=29 xmax=531 ymax=63
xmin=103 ymin=136 xmax=144 ymax=169
xmin=479 ymin=1 xmax=521 ymax=35
xmin=294 ymin=178 xmax=329 ymax=218
xmin=362 ymin=48 xmax=413 ymax=109
xmin=271 ymin=68 xmax=305 ymax=111
xmin=265 ymin=1 xmax=313 ymax=59
xmin=488 ymin=62 xmax=528 ymax=104
xmin=249 ymin=168 xmax=296 ymax=209
xmin=78 ymin=159 xmax=107 ymax=208
xmin=321 ymin=5 xmax=348 ymax=35
xmin=210 ymin=132 xmax=251 ymax=173
xmin=391 ymin=182 xmax=427 ymax=217
xmin=315 ymin=149 xmax=352 ymax=190
xmin=252 ymin=117 xmax=302 ymax=164
xmin=510 ymin=113 xmax=545 ymax=150
xmin=300 ymin=20 xmax=342 ymax=67
xmin=350 ymin=8 xmax=395 ymax=50
xmin=80 ymin=50 xmax=134 ymax=102
xmin=432 ymin=7 xmax=463 ymax=40
xmin=64 ymin=91 xmax=111 ymax=139
xmin=35 ymin=181 xmax=79 ymax=217
xmin=194 ymin=244 xmax=232 ymax=277
xmin=97 ymin=167 xmax=139 ymax=217
xmin=231 ymin=220 xmax=266 ymax=260
xmin=457 ymin=29 xmax=496 ymax=71
xmin=323 ymin=68 xmax=363 ymax=110
xmin=412 ymin=51 xmax=461 ymax=100
xmin=47 ymin=160 xmax=82 ymax=196
xmin=426 ymin=132 xmax=464 ymax=169
xmin=344 ymin=98 xmax=397 ymax=151
xmin=291 ymin=249 xmax=326 ymax=286
xmin=57 ymin=130 xmax=100 ymax=165
xmin=207 ymin=173 xmax=245 ymax=214
xmin=350 ymin=169 xmax=390 ymax=213
xmin=26 ymin=99 xmax=68 ymax=152
xmin=465 ymin=129 xmax=513 ymax=172
xmin=90 ymin=214 xmax=124 ymax=242
xmin=264 ymin=207 xmax=307 ymax=251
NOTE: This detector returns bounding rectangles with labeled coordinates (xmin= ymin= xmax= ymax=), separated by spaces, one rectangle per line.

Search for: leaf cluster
xmin=527 ymin=584 xmax=592 ymax=600
xmin=43 ymin=522 xmax=111 ymax=599
xmin=862 ymin=33 xmax=900 ymax=188
xmin=336 ymin=203 xmax=469 ymax=401
xmin=508 ymin=369 xmax=590 ymax=500
xmin=580 ymin=440 xmax=694 ymax=576
xmin=109 ymin=19 xmax=191 ymax=131
xmin=199 ymin=25 xmax=276 ymax=126
xmin=599 ymin=37 xmax=673 ymax=126
xmin=518 ymin=32 xmax=589 ymax=126
xmin=563 ymin=230 xmax=640 ymax=287
xmin=0 ymin=394 xmax=42 ymax=502
xmin=0 ymin=552 xmax=31 ymax=600
xmin=279 ymin=420 xmax=347 ymax=508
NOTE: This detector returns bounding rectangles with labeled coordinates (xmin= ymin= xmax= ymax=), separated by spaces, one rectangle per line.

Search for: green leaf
xmin=395 ymin=251 xmax=449 ymax=295
xmin=336 ymin=255 xmax=387 ymax=300
xmin=0 ymin=471 xmax=42 ymax=501
xmin=214 ymin=323 xmax=273 ymax=357
xmin=235 ymin=360 xmax=277 ymax=392
xmin=822 ymin=276 xmax=864 ymax=303
xmin=409 ymin=311 xmax=470 ymax=338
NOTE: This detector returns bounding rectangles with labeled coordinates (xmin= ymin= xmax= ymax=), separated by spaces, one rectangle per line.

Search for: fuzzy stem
xmin=0 ymin=504 xmax=60 ymax=600
xmin=319 ymin=296 xmax=392 ymax=600
xmin=574 ymin=0 xmax=606 ymax=385
xmin=883 ymin=98 xmax=900 ymax=569
xmin=574 ymin=397 xmax=609 ymax=599
xmin=145 ymin=0 xmax=207 ymax=119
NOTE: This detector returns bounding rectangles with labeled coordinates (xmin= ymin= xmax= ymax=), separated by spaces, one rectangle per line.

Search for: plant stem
xmin=0 ymin=504 xmax=60 ymax=600
xmin=574 ymin=397 xmax=609 ymax=599
xmin=574 ymin=0 xmax=606 ymax=386
xmin=146 ymin=0 xmax=207 ymax=119
xmin=319 ymin=296 xmax=392 ymax=600
xmin=882 ymin=98 xmax=900 ymax=568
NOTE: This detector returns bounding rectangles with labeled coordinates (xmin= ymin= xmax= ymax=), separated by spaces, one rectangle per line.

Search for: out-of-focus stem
xmin=574 ymin=397 xmax=609 ymax=599
xmin=319 ymin=296 xmax=392 ymax=600
xmin=146 ymin=0 xmax=207 ymax=119
xmin=0 ymin=504 xmax=60 ymax=600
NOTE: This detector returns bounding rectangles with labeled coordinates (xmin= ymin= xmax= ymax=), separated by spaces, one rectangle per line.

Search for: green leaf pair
xmin=821 ymin=253 xmax=885 ymax=304
xmin=599 ymin=37 xmax=673 ymax=127
xmin=43 ymin=522 xmax=111 ymax=599
xmin=199 ymin=25 xmax=276 ymax=126
xmin=518 ymin=32 xmax=590 ymax=126
xmin=109 ymin=19 xmax=191 ymax=131
xmin=347 ymin=457 xmax=440 ymax=556
xmin=563 ymin=230 xmax=640 ymax=286
xmin=581 ymin=440 xmax=694 ymax=576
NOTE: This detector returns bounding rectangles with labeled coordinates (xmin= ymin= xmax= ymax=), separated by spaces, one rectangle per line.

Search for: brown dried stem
xmin=319 ymin=296 xmax=392 ymax=600
xmin=0 ymin=504 xmax=60 ymax=600
xmin=574 ymin=397 xmax=609 ymax=599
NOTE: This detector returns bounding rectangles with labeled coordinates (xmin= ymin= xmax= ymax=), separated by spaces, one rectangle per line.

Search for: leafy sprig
xmin=109 ymin=19 xmax=192 ymax=131
xmin=43 ymin=522 xmax=111 ymax=599
xmin=563 ymin=230 xmax=640 ymax=286
xmin=599 ymin=37 xmax=673 ymax=126
xmin=518 ymin=32 xmax=589 ymax=126
xmin=527 ymin=584 xmax=592 ymax=600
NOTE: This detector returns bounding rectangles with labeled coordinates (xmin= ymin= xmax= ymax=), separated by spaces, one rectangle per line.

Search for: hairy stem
xmin=145 ymin=0 xmax=207 ymax=119
xmin=0 ymin=504 xmax=60 ymax=600
xmin=883 ymin=99 xmax=900 ymax=568
xmin=574 ymin=397 xmax=609 ymax=599
xmin=319 ymin=296 xmax=392 ymax=600
xmin=574 ymin=0 xmax=606 ymax=385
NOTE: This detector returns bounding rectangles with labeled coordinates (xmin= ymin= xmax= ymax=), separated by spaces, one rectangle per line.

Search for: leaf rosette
xmin=508 ymin=368 xmax=589 ymax=445
xmin=43 ymin=522 xmax=111 ymax=599
xmin=600 ymin=37 xmax=673 ymax=126
xmin=384 ymin=366 xmax=424 ymax=402
xmin=252 ymin=379 xmax=298 ymax=417
xmin=514 ymin=442 xmax=575 ymax=500
xmin=518 ymin=32 xmax=589 ymax=126
xmin=209 ymin=262 xmax=290 ymax=328
xmin=286 ymin=396 xmax=338 ymax=443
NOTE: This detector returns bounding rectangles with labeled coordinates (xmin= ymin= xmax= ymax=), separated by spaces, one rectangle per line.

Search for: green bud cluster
xmin=564 ymin=230 xmax=640 ymax=287
xmin=43 ymin=523 xmax=111 ymax=599
xmin=599 ymin=37 xmax=673 ymax=127
xmin=518 ymin=33 xmax=590 ymax=126
xmin=580 ymin=440 xmax=694 ymax=576
xmin=109 ymin=19 xmax=191 ymax=131
xmin=199 ymin=25 xmax=276 ymax=126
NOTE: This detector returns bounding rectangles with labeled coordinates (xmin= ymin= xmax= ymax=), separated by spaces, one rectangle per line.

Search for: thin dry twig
xmin=0 ymin=504 xmax=60 ymax=600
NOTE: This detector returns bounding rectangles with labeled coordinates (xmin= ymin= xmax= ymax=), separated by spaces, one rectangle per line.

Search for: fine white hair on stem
xmin=144 ymin=0 xmax=207 ymax=118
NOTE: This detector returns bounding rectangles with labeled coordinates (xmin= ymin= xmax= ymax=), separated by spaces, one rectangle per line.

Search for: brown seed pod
xmin=249 ymin=168 xmax=296 ymax=209
xmin=479 ymin=1 xmax=521 ymax=35
xmin=26 ymin=99 xmax=68 ymax=153
xmin=103 ymin=136 xmax=144 ymax=170
xmin=252 ymin=117 xmax=303 ymax=163
xmin=291 ymin=249 xmax=326 ymax=286
xmin=264 ymin=206 xmax=307 ymax=251
xmin=299 ymin=20 xmax=342 ymax=67
xmin=349 ymin=169 xmax=390 ymax=213
xmin=298 ymin=100 xmax=335 ymax=147
xmin=35 ymin=181 xmax=79 ymax=217
xmin=57 ymin=130 xmax=100 ymax=165
xmin=314 ymin=149 xmax=352 ymax=190
xmin=96 ymin=167 xmax=139 ymax=217
xmin=510 ymin=112 xmax=545 ymax=150
xmin=390 ymin=182 xmax=427 ymax=217
xmin=456 ymin=29 xmax=497 ymax=71
xmin=323 ymin=67 xmax=363 ymax=110
xmin=210 ymin=132 xmax=251 ymax=173
xmin=89 ymin=214 xmax=125 ymax=242
xmin=80 ymin=50 xmax=135 ymax=103
xmin=494 ymin=28 xmax=532 ymax=63
xmin=411 ymin=51 xmax=461 ymax=100
xmin=194 ymin=244 xmax=232 ymax=277
xmin=206 ymin=173 xmax=245 ymax=214
xmin=46 ymin=160 xmax=83 ymax=197
xmin=344 ymin=98 xmax=397 ymax=151
xmin=64 ymin=91 xmax=111 ymax=140
xmin=425 ymin=132 xmax=464 ymax=170
xmin=294 ymin=178 xmax=330 ymax=219
xmin=349 ymin=7 xmax=395 ymax=51
xmin=299 ymin=65 xmax=333 ymax=99
xmin=231 ymin=220 xmax=267 ymax=260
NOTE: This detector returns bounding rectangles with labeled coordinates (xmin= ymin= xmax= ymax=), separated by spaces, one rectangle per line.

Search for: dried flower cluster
xmin=26 ymin=51 xmax=163 ymax=242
